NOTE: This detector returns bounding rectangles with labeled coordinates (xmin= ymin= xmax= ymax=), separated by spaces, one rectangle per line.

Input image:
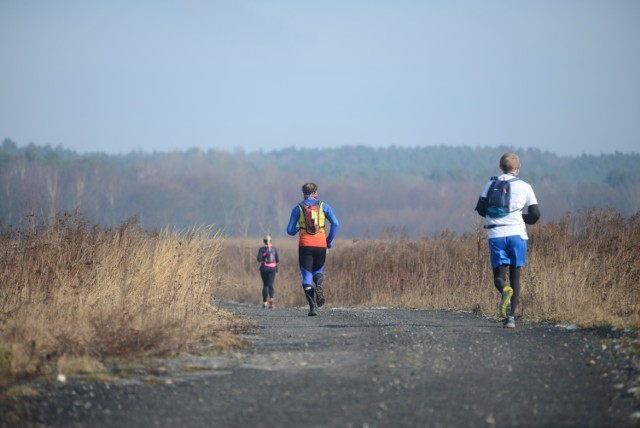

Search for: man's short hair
xmin=500 ymin=152 xmax=520 ymax=173
xmin=302 ymin=182 xmax=318 ymax=197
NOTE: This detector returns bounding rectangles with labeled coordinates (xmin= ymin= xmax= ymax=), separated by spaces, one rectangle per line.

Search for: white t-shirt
xmin=480 ymin=174 xmax=538 ymax=239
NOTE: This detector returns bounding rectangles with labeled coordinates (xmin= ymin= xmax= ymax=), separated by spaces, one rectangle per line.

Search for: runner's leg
xmin=509 ymin=265 xmax=521 ymax=317
xmin=493 ymin=265 xmax=507 ymax=293
xmin=299 ymin=247 xmax=317 ymax=309
xmin=506 ymin=236 xmax=527 ymax=318
xmin=311 ymin=247 xmax=327 ymax=306
xmin=260 ymin=271 xmax=269 ymax=305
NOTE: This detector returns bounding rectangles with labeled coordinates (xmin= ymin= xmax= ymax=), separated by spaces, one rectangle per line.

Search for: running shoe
xmin=268 ymin=299 xmax=274 ymax=309
xmin=499 ymin=286 xmax=513 ymax=319
xmin=315 ymin=285 xmax=325 ymax=307
xmin=262 ymin=302 xmax=268 ymax=308
xmin=308 ymin=305 xmax=318 ymax=316
xmin=504 ymin=316 xmax=516 ymax=329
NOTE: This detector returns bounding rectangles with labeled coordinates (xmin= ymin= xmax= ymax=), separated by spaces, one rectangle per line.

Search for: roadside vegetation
xmin=0 ymin=213 xmax=247 ymax=389
xmin=1 ymin=208 xmax=638 ymax=389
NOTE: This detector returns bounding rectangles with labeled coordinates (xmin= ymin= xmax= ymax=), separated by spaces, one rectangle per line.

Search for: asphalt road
xmin=3 ymin=302 xmax=639 ymax=428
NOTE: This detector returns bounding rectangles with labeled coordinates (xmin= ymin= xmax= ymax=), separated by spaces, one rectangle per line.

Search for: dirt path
xmin=4 ymin=302 xmax=639 ymax=427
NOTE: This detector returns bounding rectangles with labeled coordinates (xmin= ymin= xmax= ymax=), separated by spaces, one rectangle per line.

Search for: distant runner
xmin=475 ymin=152 xmax=541 ymax=328
xmin=287 ymin=182 xmax=339 ymax=316
xmin=257 ymin=235 xmax=279 ymax=309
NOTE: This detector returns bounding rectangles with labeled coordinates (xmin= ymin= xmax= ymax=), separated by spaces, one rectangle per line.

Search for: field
xmin=1 ymin=209 xmax=639 ymax=385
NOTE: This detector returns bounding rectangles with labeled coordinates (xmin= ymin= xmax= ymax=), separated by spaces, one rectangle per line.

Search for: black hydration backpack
xmin=486 ymin=177 xmax=520 ymax=218
xmin=262 ymin=246 xmax=276 ymax=264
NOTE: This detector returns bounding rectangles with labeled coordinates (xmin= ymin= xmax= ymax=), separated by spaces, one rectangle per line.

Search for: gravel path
xmin=3 ymin=302 xmax=639 ymax=427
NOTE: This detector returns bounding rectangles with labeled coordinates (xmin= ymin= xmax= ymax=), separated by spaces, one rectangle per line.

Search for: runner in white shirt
xmin=475 ymin=152 xmax=541 ymax=328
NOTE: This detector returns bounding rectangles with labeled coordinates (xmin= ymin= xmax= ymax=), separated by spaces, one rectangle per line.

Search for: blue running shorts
xmin=488 ymin=235 xmax=527 ymax=269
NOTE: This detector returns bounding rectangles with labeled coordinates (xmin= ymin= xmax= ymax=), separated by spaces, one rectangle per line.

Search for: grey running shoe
xmin=315 ymin=285 xmax=325 ymax=307
xmin=308 ymin=305 xmax=318 ymax=316
xmin=504 ymin=316 xmax=515 ymax=329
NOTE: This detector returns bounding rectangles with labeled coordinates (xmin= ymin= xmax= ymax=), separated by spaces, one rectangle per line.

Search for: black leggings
xmin=298 ymin=246 xmax=327 ymax=307
xmin=298 ymin=246 xmax=326 ymax=285
xmin=493 ymin=265 xmax=521 ymax=316
xmin=260 ymin=270 xmax=276 ymax=301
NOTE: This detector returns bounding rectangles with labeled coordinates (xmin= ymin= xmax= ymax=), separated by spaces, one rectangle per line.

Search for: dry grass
xmin=218 ymin=209 xmax=640 ymax=328
xmin=0 ymin=213 xmax=247 ymax=385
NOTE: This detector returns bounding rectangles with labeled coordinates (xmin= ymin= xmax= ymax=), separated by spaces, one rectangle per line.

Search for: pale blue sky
xmin=1 ymin=1 xmax=639 ymax=156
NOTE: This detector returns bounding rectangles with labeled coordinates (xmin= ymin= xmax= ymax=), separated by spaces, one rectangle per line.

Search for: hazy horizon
xmin=2 ymin=1 xmax=639 ymax=157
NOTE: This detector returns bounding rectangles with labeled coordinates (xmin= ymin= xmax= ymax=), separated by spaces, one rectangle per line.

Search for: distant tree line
xmin=1 ymin=138 xmax=639 ymax=237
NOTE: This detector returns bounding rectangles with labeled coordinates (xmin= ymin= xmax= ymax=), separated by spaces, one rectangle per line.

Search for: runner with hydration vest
xmin=287 ymin=182 xmax=339 ymax=316
xmin=475 ymin=152 xmax=541 ymax=329
xmin=257 ymin=235 xmax=279 ymax=309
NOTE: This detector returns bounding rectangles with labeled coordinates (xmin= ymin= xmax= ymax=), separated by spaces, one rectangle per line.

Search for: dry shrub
xmin=328 ymin=231 xmax=490 ymax=310
xmin=220 ymin=209 xmax=640 ymax=328
xmin=525 ymin=209 xmax=640 ymax=326
xmin=0 ymin=213 xmax=244 ymax=381
xmin=56 ymin=355 xmax=106 ymax=375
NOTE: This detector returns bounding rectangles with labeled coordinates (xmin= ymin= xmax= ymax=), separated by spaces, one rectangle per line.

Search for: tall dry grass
xmin=524 ymin=209 xmax=640 ymax=326
xmin=0 ymin=213 xmax=245 ymax=382
xmin=218 ymin=209 xmax=640 ymax=328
